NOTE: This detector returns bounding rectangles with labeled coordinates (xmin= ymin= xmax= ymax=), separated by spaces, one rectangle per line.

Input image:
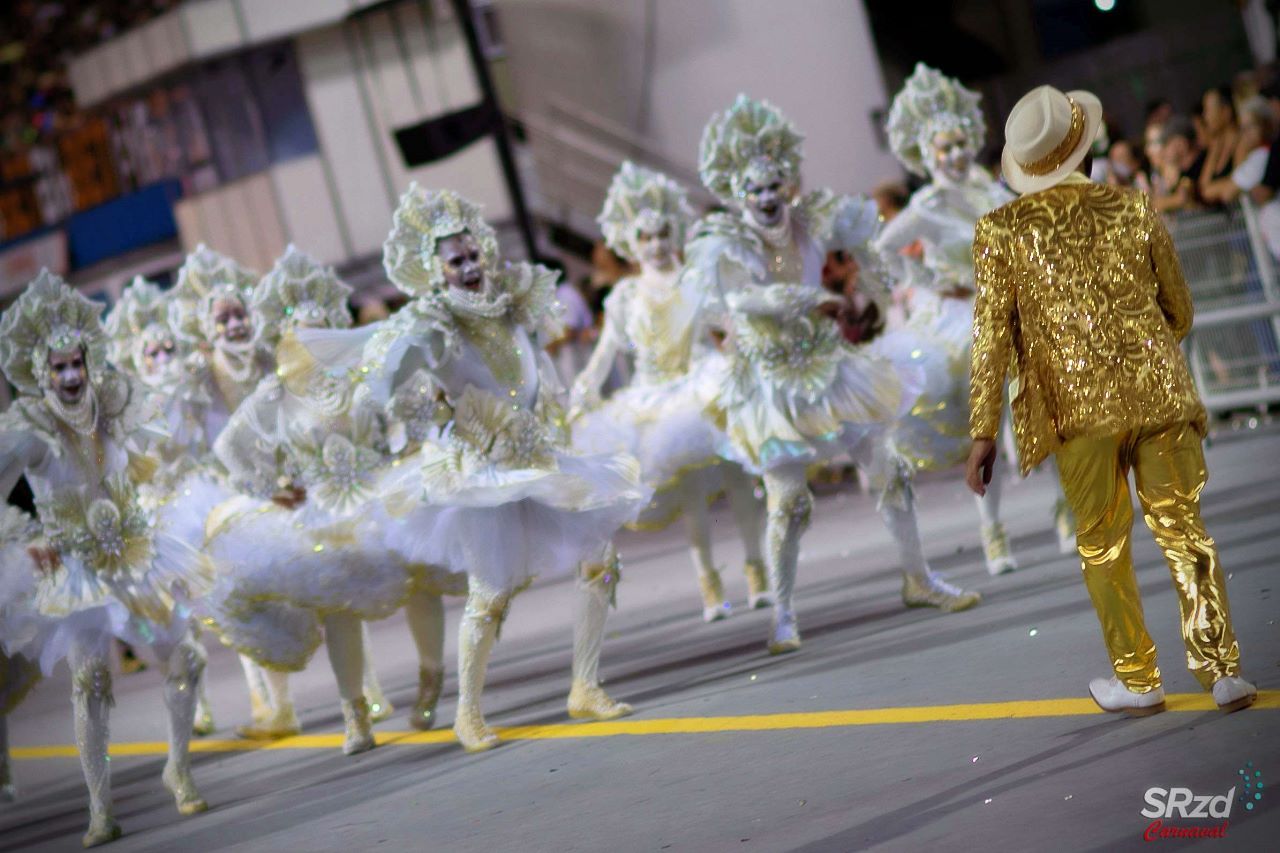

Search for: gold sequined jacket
xmin=970 ymin=178 xmax=1205 ymax=473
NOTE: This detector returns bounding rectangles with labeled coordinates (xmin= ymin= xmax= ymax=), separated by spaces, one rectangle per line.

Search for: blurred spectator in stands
xmin=1197 ymin=86 xmax=1241 ymax=204
xmin=871 ymin=180 xmax=909 ymax=222
xmin=1106 ymin=139 xmax=1151 ymax=193
xmin=1153 ymin=117 xmax=1205 ymax=212
xmin=1261 ymin=80 xmax=1280 ymax=128
xmin=355 ymin=298 xmax=390 ymax=327
xmin=1203 ymin=97 xmax=1274 ymax=204
xmin=1219 ymin=95 xmax=1279 ymax=259
xmin=1144 ymin=121 xmax=1168 ymax=192
xmin=1145 ymin=99 xmax=1174 ymax=133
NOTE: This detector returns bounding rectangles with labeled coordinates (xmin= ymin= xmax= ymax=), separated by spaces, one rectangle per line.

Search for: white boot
xmin=1088 ymin=676 xmax=1166 ymax=716
xmin=881 ymin=483 xmax=980 ymax=612
xmin=976 ymin=456 xmax=1017 ymax=575
xmin=409 ymin=665 xmax=445 ymax=731
xmin=236 ymin=669 xmax=300 ymax=740
xmin=902 ymin=572 xmax=982 ymax=611
xmin=568 ymin=558 xmax=633 ymax=720
xmin=324 ymin=614 xmax=376 ymax=756
xmin=768 ymin=606 xmax=801 ymax=656
xmin=405 ymin=591 xmax=446 ymax=731
xmin=340 ymin=697 xmax=376 ymax=756
xmin=239 ymin=654 xmax=274 ymax=728
xmin=454 ymin=593 xmax=504 ymax=753
xmin=159 ymin=638 xmax=208 ymax=816
xmin=361 ymin=623 xmax=393 ymax=723
xmin=762 ymin=467 xmax=810 ymax=655
xmin=744 ymin=559 xmax=774 ymax=610
xmin=725 ymin=467 xmax=771 ymax=609
xmin=188 ymin=630 xmax=214 ymax=736
xmin=1211 ymin=676 xmax=1257 ymax=712
xmin=70 ymin=655 xmax=121 ymax=847
xmin=981 ymin=522 xmax=1017 ymax=576
xmin=699 ymin=570 xmax=732 ymax=623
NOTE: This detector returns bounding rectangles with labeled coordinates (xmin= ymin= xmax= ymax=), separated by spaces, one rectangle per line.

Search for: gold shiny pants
xmin=1055 ymin=422 xmax=1240 ymax=693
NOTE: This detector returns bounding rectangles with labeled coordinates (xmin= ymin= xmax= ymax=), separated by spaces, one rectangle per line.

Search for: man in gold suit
xmin=964 ymin=85 xmax=1256 ymax=716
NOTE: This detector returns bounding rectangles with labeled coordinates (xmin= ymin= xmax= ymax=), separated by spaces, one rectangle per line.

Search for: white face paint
xmin=437 ymin=232 xmax=487 ymax=293
xmin=930 ymin=128 xmax=974 ymax=184
xmin=46 ymin=345 xmax=88 ymax=404
xmin=141 ymin=335 xmax=179 ymax=381
xmin=632 ymin=212 xmax=677 ymax=271
xmin=742 ymin=176 xmax=790 ymax=229
xmin=211 ymin=296 xmax=251 ymax=344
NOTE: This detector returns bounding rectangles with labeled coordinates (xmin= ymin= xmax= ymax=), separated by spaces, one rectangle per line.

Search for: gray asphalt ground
xmin=2 ymin=429 xmax=1278 ymax=853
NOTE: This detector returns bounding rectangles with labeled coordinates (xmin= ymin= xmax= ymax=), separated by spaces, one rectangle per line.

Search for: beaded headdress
xmin=598 ymin=162 xmax=694 ymax=262
xmin=254 ymin=245 xmax=353 ymax=347
xmin=168 ymin=244 xmax=258 ymax=345
xmin=104 ymin=276 xmax=175 ymax=370
xmin=699 ymin=95 xmax=804 ymax=204
xmin=885 ymin=63 xmax=986 ymax=177
xmin=0 ymin=270 xmax=108 ymax=397
xmin=382 ymin=183 xmax=500 ymax=297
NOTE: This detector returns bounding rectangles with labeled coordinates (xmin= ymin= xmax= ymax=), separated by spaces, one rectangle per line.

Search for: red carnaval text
xmin=1143 ymin=820 xmax=1229 ymax=841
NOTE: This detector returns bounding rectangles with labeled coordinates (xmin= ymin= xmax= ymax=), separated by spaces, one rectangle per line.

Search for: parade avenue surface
xmin=4 ymin=430 xmax=1278 ymax=852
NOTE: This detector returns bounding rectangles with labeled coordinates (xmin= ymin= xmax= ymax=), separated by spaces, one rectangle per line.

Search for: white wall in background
xmin=295 ymin=3 xmax=510 ymax=259
xmin=496 ymin=0 xmax=899 ymax=201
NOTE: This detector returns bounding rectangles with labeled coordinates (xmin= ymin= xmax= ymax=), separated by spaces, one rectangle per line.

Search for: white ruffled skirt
xmin=714 ymin=337 xmax=924 ymax=475
xmin=200 ymin=496 xmax=415 ymax=671
xmin=377 ymin=444 xmax=651 ymax=598
xmin=572 ymin=357 xmax=729 ymax=530
xmin=152 ymin=472 xmax=233 ymax=552
xmin=0 ymin=532 xmax=206 ymax=675
xmin=879 ymin=293 xmax=974 ymax=471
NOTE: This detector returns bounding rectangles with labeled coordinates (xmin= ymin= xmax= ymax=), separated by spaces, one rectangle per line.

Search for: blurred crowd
xmin=1092 ymin=67 xmax=1280 ymax=261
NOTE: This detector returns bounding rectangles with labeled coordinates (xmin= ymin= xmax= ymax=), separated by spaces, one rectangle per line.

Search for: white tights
xmin=68 ymin=628 xmax=206 ymax=829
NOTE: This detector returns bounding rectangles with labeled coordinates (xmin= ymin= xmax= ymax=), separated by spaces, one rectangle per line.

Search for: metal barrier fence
xmin=1169 ymin=200 xmax=1280 ymax=416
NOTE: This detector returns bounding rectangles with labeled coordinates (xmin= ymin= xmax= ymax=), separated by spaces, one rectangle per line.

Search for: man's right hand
xmin=965 ymin=439 xmax=998 ymax=497
xmin=28 ymin=544 xmax=62 ymax=574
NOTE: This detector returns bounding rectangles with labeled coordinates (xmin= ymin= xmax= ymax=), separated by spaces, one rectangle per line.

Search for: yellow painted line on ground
xmin=14 ymin=691 xmax=1278 ymax=760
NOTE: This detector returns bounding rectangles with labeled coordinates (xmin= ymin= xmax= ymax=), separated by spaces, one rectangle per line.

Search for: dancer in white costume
xmin=874 ymin=63 xmax=1020 ymax=575
xmin=165 ymin=247 xmax=395 ymax=733
xmin=570 ymin=162 xmax=769 ymax=622
xmin=0 ymin=507 xmax=41 ymax=804
xmin=684 ymin=96 xmax=980 ymax=656
xmin=0 ymin=272 xmax=212 ymax=846
xmin=102 ymin=276 xmax=219 ymax=734
xmin=200 ymin=247 xmax=429 ymax=754
xmin=876 ymin=65 xmax=1074 ymax=560
xmin=311 ymin=186 xmax=650 ymax=752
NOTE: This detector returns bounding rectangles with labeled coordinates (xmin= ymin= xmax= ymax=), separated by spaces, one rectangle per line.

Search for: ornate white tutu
xmin=378 ymin=389 xmax=651 ymax=597
xmin=571 ymin=362 xmax=723 ymax=491
xmin=714 ymin=285 xmax=923 ymax=474
xmin=0 ymin=497 xmax=210 ymax=674
xmin=151 ymin=472 xmax=233 ymax=551
xmin=201 ymin=495 xmax=414 ymax=671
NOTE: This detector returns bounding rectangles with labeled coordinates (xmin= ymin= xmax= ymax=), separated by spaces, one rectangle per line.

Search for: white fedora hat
xmin=1001 ymin=85 xmax=1103 ymax=194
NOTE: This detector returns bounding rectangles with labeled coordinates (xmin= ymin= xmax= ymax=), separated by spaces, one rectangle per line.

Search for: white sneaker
xmin=1088 ymin=676 xmax=1166 ymax=716
xmin=1211 ymin=676 xmax=1257 ymax=713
